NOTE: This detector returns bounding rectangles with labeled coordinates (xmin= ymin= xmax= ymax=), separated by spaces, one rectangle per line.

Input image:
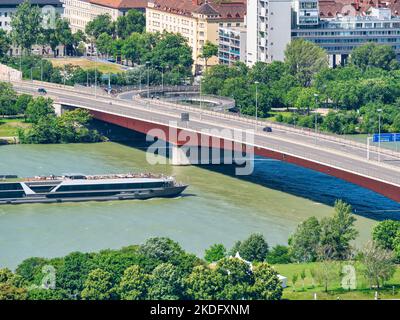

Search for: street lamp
xmin=377 ymin=108 xmax=383 ymax=162
xmin=314 ymin=93 xmax=319 ymax=144
xmin=199 ymin=71 xmax=203 ymax=120
xmin=161 ymin=65 xmax=168 ymax=93
xmin=146 ymin=61 xmax=150 ymax=99
xmin=255 ymin=81 xmax=259 ymax=131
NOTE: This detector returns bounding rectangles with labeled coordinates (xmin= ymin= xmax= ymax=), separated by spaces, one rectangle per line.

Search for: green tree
xmin=147 ymin=32 xmax=193 ymax=76
xmin=284 ymin=39 xmax=328 ymax=87
xmin=27 ymin=288 xmax=69 ymax=300
xmin=361 ymin=241 xmax=396 ymax=289
xmin=139 ymin=237 xmax=185 ymax=266
xmin=315 ymin=259 xmax=339 ymax=292
xmin=266 ymin=245 xmax=292 ymax=264
xmin=250 ymin=262 xmax=283 ymax=300
xmin=14 ymin=94 xmax=33 ymax=115
xmin=319 ymin=200 xmax=359 ymax=260
xmin=0 ymin=283 xmax=27 ymax=300
xmin=25 ymin=97 xmax=54 ymax=124
xmin=56 ymin=252 xmax=93 ymax=295
xmin=204 ymin=244 xmax=226 ymax=263
xmin=230 ymin=233 xmax=269 ymax=262
xmin=351 ymin=43 xmax=399 ymax=71
xmin=85 ymin=14 xmax=114 ymax=40
xmin=81 ymin=268 xmax=116 ymax=300
xmin=15 ymin=257 xmax=48 ymax=284
xmin=96 ymin=33 xmax=113 ymax=57
xmin=117 ymin=265 xmax=149 ymax=300
xmin=291 ymin=273 xmax=298 ymax=292
xmin=372 ymin=220 xmax=400 ymax=250
xmin=216 ymin=258 xmax=253 ymax=299
xmin=116 ymin=9 xmax=145 ymax=39
xmin=147 ymin=263 xmax=183 ymax=300
xmin=11 ymin=0 xmax=43 ymax=54
xmin=0 ymin=29 xmax=11 ymax=58
xmin=200 ymin=41 xmax=218 ymax=70
xmin=289 ymin=216 xmax=321 ymax=262
xmin=0 ymin=82 xmax=17 ymax=116
xmin=183 ymin=265 xmax=224 ymax=300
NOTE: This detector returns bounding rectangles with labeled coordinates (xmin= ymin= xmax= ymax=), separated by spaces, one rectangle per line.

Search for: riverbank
xmin=0 ymin=118 xmax=29 ymax=144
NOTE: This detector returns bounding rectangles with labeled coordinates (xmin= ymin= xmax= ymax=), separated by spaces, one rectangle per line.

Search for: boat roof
xmin=59 ymin=177 xmax=172 ymax=185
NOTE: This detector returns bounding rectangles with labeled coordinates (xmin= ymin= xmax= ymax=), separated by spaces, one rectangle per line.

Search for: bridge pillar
xmin=170 ymin=145 xmax=239 ymax=166
xmin=53 ymin=103 xmax=64 ymax=116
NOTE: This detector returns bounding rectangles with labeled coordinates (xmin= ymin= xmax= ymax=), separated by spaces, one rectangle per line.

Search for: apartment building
xmin=62 ymin=0 xmax=147 ymax=33
xmin=0 ymin=0 xmax=63 ymax=32
xmin=218 ymin=26 xmax=247 ymax=66
xmin=146 ymin=0 xmax=246 ymax=73
xmin=246 ymin=0 xmax=292 ymax=66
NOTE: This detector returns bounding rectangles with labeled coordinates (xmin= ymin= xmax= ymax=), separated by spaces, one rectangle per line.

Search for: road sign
xmin=373 ymin=133 xmax=400 ymax=143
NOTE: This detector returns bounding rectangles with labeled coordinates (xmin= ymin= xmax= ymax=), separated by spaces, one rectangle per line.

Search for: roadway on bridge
xmin=13 ymin=81 xmax=400 ymax=189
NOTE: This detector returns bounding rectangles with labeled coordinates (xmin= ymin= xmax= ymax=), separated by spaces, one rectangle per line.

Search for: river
xmin=1 ymin=142 xmax=399 ymax=269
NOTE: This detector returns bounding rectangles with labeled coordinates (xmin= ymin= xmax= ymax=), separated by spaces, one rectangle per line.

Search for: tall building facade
xmin=246 ymin=0 xmax=292 ymax=66
xmin=146 ymin=0 xmax=246 ymax=73
xmin=218 ymin=26 xmax=247 ymax=66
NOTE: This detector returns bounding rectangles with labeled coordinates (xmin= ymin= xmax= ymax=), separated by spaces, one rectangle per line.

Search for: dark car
xmin=263 ymin=126 xmax=272 ymax=132
xmin=38 ymin=88 xmax=47 ymax=94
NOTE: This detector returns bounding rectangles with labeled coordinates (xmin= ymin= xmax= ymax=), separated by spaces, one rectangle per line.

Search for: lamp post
xmin=94 ymin=53 xmax=98 ymax=98
xmin=40 ymin=59 xmax=43 ymax=82
xmin=255 ymin=81 xmax=259 ymax=132
xmin=199 ymin=71 xmax=203 ymax=120
xmin=314 ymin=93 xmax=319 ymax=144
xmin=377 ymin=108 xmax=382 ymax=162
xmin=146 ymin=61 xmax=150 ymax=99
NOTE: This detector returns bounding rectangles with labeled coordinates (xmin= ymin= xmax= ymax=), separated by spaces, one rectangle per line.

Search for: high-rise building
xmin=245 ymin=0 xmax=292 ymax=66
xmin=293 ymin=0 xmax=319 ymax=26
xmin=218 ymin=26 xmax=247 ymax=66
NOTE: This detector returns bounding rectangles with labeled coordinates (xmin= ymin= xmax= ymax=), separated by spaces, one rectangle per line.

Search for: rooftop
xmin=148 ymin=0 xmax=246 ymax=20
xmin=319 ymin=0 xmax=400 ymax=18
xmin=0 ymin=0 xmax=62 ymax=5
xmin=89 ymin=0 xmax=148 ymax=9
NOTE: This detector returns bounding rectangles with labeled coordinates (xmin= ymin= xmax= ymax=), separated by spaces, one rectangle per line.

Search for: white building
xmin=0 ymin=0 xmax=63 ymax=32
xmin=61 ymin=0 xmax=147 ymax=33
xmin=292 ymin=0 xmax=319 ymax=26
xmin=246 ymin=0 xmax=292 ymax=66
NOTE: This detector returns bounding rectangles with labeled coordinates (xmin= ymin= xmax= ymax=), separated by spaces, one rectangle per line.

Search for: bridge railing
xmin=148 ymin=98 xmax=400 ymax=160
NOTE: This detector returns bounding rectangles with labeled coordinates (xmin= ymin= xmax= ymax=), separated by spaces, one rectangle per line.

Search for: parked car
xmin=37 ymin=88 xmax=47 ymax=94
xmin=263 ymin=126 xmax=272 ymax=132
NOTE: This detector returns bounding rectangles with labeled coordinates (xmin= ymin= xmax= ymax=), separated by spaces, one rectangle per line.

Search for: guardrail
xmin=140 ymin=98 xmax=400 ymax=160
xmin=14 ymin=80 xmax=400 ymax=161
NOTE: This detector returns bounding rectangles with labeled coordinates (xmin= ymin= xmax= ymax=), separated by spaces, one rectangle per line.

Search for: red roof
xmin=149 ymin=0 xmax=246 ymax=20
xmin=89 ymin=0 xmax=148 ymax=9
xmin=319 ymin=0 xmax=400 ymax=17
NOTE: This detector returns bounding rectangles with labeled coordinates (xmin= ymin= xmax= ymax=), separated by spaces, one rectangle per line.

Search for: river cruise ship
xmin=0 ymin=173 xmax=187 ymax=204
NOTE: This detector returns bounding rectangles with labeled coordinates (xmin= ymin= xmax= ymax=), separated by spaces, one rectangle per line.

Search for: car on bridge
xmin=263 ymin=126 xmax=272 ymax=132
xmin=37 ymin=88 xmax=47 ymax=95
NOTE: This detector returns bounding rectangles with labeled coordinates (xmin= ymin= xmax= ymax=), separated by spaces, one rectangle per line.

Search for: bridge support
xmin=53 ymin=103 xmax=65 ymax=116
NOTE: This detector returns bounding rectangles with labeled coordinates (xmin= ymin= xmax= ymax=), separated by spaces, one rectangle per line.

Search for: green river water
xmin=1 ymin=142 xmax=399 ymax=269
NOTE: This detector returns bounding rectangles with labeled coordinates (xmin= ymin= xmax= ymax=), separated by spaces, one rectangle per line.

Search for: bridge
xmin=11 ymin=80 xmax=400 ymax=203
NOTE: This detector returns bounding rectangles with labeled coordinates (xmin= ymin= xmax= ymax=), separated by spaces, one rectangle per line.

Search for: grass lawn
xmin=47 ymin=57 xmax=125 ymax=74
xmin=273 ymin=262 xmax=400 ymax=300
xmin=266 ymin=111 xmax=293 ymax=121
xmin=0 ymin=118 xmax=30 ymax=138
